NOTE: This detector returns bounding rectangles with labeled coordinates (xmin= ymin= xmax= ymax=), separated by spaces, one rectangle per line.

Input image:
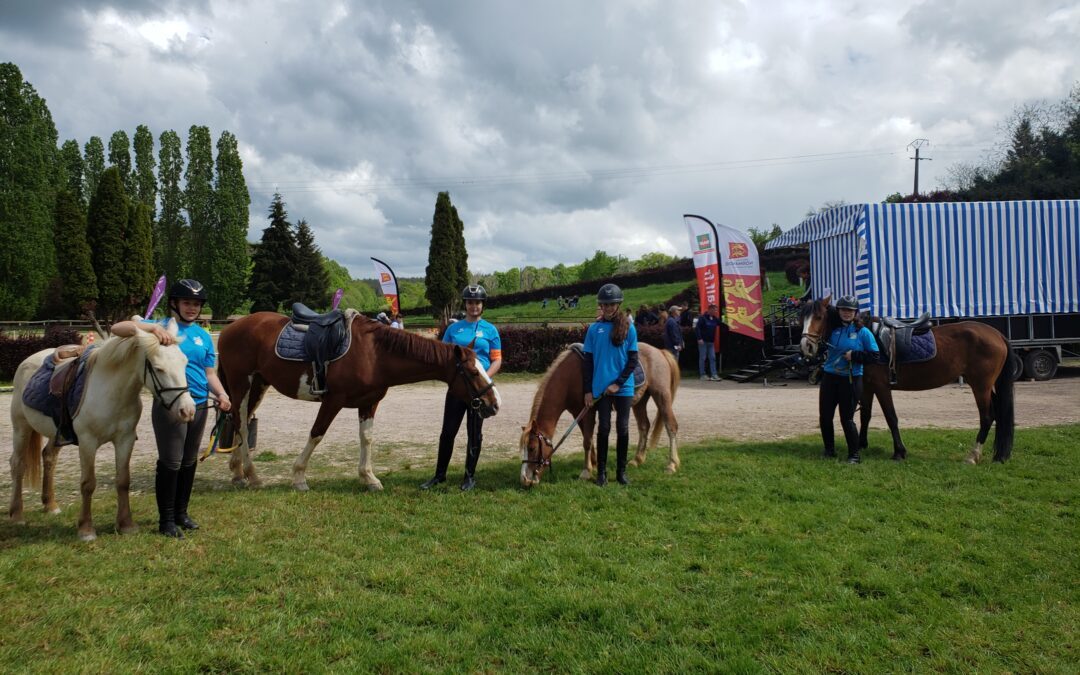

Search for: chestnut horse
xmin=9 ymin=323 xmax=196 ymax=540
xmin=800 ymin=295 xmax=1014 ymax=463
xmin=217 ymin=311 xmax=501 ymax=491
xmin=520 ymin=343 xmax=680 ymax=487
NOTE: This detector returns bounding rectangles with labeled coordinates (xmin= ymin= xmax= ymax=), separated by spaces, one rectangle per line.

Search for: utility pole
xmin=908 ymin=139 xmax=931 ymax=196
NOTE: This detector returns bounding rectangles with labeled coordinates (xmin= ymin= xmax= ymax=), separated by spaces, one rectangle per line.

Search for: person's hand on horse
xmin=147 ymin=324 xmax=175 ymax=346
xmin=216 ymin=392 xmax=232 ymax=412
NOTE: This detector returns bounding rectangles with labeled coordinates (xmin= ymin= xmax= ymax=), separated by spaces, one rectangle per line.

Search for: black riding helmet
xmin=168 ymin=279 xmax=207 ymax=318
xmin=836 ymin=295 xmax=859 ymax=311
xmin=462 ymin=284 xmax=487 ymax=301
xmin=596 ymin=283 xmax=623 ymax=304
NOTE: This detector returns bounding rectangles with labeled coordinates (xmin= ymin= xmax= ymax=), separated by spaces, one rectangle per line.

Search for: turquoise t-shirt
xmin=823 ymin=324 xmax=878 ymax=377
xmin=583 ymin=320 xmax=638 ymax=399
xmin=442 ymin=318 xmax=502 ymax=371
xmin=145 ymin=319 xmax=216 ymax=404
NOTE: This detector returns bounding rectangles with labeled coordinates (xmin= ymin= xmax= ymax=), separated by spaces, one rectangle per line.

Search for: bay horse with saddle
xmin=800 ymin=294 xmax=1014 ymax=463
xmin=216 ymin=303 xmax=500 ymax=491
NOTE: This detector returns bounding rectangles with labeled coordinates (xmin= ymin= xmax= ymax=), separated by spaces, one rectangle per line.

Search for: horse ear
xmin=166 ymin=318 xmax=180 ymax=337
xmin=822 ymin=293 xmax=832 ymax=306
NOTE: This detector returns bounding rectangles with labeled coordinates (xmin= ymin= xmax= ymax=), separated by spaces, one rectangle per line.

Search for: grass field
xmin=1 ymin=424 xmax=1076 ymax=672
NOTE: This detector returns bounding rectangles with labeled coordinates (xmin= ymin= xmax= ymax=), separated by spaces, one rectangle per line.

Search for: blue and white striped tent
xmin=766 ymin=200 xmax=1080 ymax=319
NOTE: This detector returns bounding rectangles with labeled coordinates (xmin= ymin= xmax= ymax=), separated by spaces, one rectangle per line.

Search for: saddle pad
xmin=21 ymin=347 xmax=95 ymax=428
xmin=274 ymin=311 xmax=356 ymax=363
xmin=899 ymin=331 xmax=937 ymax=364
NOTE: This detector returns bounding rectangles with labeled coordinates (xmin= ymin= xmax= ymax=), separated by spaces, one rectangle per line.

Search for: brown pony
xmin=520 ymin=343 xmax=680 ymax=487
xmin=217 ymin=311 xmax=501 ymax=491
xmin=800 ymin=295 xmax=1015 ymax=463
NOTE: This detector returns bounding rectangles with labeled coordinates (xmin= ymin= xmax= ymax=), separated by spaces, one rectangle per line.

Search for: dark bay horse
xmin=800 ymin=295 xmax=1014 ymax=463
xmin=520 ymin=343 xmax=680 ymax=487
xmin=217 ymin=311 xmax=501 ymax=491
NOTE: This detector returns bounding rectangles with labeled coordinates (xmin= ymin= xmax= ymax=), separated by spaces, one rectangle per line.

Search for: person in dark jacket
xmin=695 ymin=304 xmax=722 ymax=381
xmin=663 ymin=305 xmax=684 ymax=362
xmin=819 ymin=295 xmax=879 ymax=464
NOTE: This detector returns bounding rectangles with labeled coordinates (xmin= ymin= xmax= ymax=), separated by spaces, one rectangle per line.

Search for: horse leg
xmin=965 ymin=382 xmax=994 ymax=465
xmin=41 ymin=439 xmax=61 ymax=514
xmin=356 ymin=406 xmax=383 ymax=491
xmin=232 ymin=375 xmax=266 ymax=487
xmin=873 ymin=386 xmax=907 ymax=460
xmin=661 ymin=396 xmax=680 ymax=474
xmin=292 ymin=402 xmax=343 ymax=491
xmin=8 ymin=425 xmax=28 ymax=524
xmin=579 ymin=415 xmax=596 ymax=481
xmin=630 ymin=400 xmax=650 ymax=467
xmin=76 ymin=442 xmax=99 ymax=541
xmin=113 ymin=432 xmax=138 ymax=534
xmin=858 ymin=386 xmax=874 ymax=451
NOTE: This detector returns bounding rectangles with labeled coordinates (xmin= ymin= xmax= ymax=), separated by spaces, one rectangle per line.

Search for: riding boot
xmin=595 ymin=437 xmax=609 ymax=487
xmin=847 ymin=450 xmax=861 ymax=464
xmin=461 ymin=445 xmax=480 ymax=491
xmin=421 ymin=439 xmax=453 ymax=489
xmin=174 ymin=463 xmax=199 ymax=531
xmin=155 ymin=461 xmax=183 ymax=539
xmin=615 ymin=438 xmax=630 ymax=486
xmin=822 ymin=447 xmax=837 ymax=459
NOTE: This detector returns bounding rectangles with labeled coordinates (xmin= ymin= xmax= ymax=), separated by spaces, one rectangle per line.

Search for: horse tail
xmin=992 ymin=338 xmax=1015 ymax=462
xmin=21 ymin=429 xmax=44 ymax=489
xmin=648 ymin=349 xmax=681 ymax=449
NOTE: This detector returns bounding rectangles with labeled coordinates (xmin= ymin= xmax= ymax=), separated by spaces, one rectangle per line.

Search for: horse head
xmin=449 ymin=345 xmax=501 ymax=418
xmin=519 ymin=418 xmax=553 ymax=487
xmin=142 ymin=320 xmax=197 ymax=423
xmin=800 ymin=293 xmax=836 ymax=359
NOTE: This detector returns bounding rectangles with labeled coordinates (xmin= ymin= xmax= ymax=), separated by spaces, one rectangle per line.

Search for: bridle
xmin=520 ymin=399 xmax=599 ymax=478
xmin=801 ymin=303 xmax=825 ymax=352
xmin=453 ymin=357 xmax=496 ymax=414
xmin=143 ymin=359 xmax=190 ymax=410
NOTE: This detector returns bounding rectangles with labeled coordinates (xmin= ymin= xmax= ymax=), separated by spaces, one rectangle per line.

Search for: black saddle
xmin=873 ymin=313 xmax=937 ymax=370
xmin=289 ymin=303 xmax=348 ymax=395
xmin=882 ymin=312 xmax=932 ymax=332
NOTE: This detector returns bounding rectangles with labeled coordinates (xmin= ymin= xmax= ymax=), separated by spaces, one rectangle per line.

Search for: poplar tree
xmin=248 ymin=193 xmax=298 ymax=313
xmin=0 ymin=62 xmax=61 ymax=319
xmin=108 ymin=130 xmax=134 ymax=195
xmin=157 ymin=129 xmax=188 ymax=281
xmin=424 ymin=191 xmax=462 ymax=322
xmin=184 ymin=125 xmax=215 ymax=286
xmin=133 ymin=124 xmax=156 ymax=220
xmin=209 ymin=130 xmax=251 ymax=318
xmin=83 ymin=136 xmax=105 ymax=205
xmin=123 ymin=201 xmax=155 ymax=315
xmin=292 ymin=219 xmax=331 ymax=309
xmin=53 ymin=189 xmax=98 ymax=316
xmin=60 ymin=139 xmax=85 ymax=207
xmin=86 ymin=167 xmax=129 ymax=319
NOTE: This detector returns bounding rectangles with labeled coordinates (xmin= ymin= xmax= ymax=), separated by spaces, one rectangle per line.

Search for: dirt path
xmin=2 ymin=370 xmax=1078 ymax=503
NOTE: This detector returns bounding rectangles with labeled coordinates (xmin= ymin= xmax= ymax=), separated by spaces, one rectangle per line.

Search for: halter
xmin=144 ymin=359 xmax=190 ymax=410
xmin=454 ymin=358 xmax=495 ymax=413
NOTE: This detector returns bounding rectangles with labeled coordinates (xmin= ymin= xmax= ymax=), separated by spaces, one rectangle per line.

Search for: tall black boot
xmin=595 ymin=437 xmax=609 ymax=487
xmin=461 ymin=445 xmax=480 ymax=491
xmin=615 ymin=437 xmax=630 ymax=486
xmin=174 ymin=463 xmax=199 ymax=531
xmin=155 ymin=461 xmax=183 ymax=538
xmin=420 ymin=445 xmax=451 ymax=489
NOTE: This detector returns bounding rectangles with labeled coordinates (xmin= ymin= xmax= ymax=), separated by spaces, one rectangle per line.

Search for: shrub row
xmin=0 ymin=326 xmax=85 ymax=380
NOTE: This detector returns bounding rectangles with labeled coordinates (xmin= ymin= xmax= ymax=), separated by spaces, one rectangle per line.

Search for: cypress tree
xmin=133 ymin=124 xmax=157 ymax=220
xmin=83 ymin=136 xmax=105 ymax=205
xmin=54 ymin=189 xmax=97 ymax=316
xmin=292 ymin=219 xmax=331 ymax=309
xmin=108 ymin=130 xmax=134 ymax=195
xmin=424 ymin=191 xmax=460 ymax=322
xmin=209 ymin=130 xmax=251 ymax=319
xmin=60 ymin=139 xmax=85 ymax=207
xmin=248 ymin=193 xmax=298 ymax=313
xmin=87 ymin=167 xmax=130 ymax=319
xmin=185 ymin=125 xmax=215 ymax=286
xmin=450 ymin=204 xmax=469 ymax=293
xmin=157 ymin=129 xmax=188 ymax=281
xmin=0 ymin=63 xmax=61 ymax=319
xmin=123 ymin=201 xmax=155 ymax=315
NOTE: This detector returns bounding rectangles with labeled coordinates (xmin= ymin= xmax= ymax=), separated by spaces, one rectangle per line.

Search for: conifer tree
xmin=108 ymin=130 xmax=134 ymax=195
xmin=0 ymin=62 xmax=61 ymax=319
xmin=157 ymin=129 xmax=188 ymax=281
xmin=123 ymin=201 xmax=155 ymax=315
xmin=60 ymin=139 xmax=85 ymax=207
xmin=185 ymin=125 xmax=215 ymax=285
xmin=133 ymin=124 xmax=157 ymax=220
xmin=86 ymin=167 xmax=130 ymax=319
xmin=424 ymin=191 xmax=462 ymax=322
xmin=209 ymin=130 xmax=252 ymax=318
xmin=248 ymin=193 xmax=298 ymax=313
xmin=83 ymin=136 xmax=105 ymax=205
xmin=53 ymin=189 xmax=97 ymax=316
xmin=450 ymin=204 xmax=470 ymax=292
xmin=292 ymin=219 xmax=332 ymax=309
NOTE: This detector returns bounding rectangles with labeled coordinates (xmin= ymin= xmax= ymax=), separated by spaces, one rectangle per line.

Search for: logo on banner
xmin=380 ymin=272 xmax=391 ymax=283
xmin=728 ymin=242 xmax=749 ymax=259
xmin=696 ymin=234 xmax=713 ymax=252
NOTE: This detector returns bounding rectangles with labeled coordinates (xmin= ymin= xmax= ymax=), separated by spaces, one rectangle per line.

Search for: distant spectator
xmin=541 ymin=298 xmax=548 ymax=309
xmin=679 ymin=303 xmax=693 ymax=328
xmin=390 ymin=312 xmax=403 ymax=329
xmin=663 ymin=305 xmax=684 ymax=362
xmin=376 ymin=312 xmax=391 ymax=326
xmin=696 ymin=303 xmax=722 ymax=381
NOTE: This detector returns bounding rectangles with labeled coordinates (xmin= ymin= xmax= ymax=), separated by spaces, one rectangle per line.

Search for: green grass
xmin=2 ymin=425 xmax=1077 ymax=672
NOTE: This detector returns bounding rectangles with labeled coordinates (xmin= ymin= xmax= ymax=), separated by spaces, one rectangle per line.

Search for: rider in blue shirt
xmin=421 ymin=284 xmax=503 ymax=491
xmin=582 ymin=283 xmax=638 ymax=486
xmin=819 ymin=295 xmax=879 ymax=464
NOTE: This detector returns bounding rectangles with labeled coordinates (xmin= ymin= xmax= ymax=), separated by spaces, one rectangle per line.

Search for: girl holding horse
xmin=583 ymin=283 xmax=638 ymax=486
xmin=421 ymin=284 xmax=502 ymax=491
xmin=115 ymin=279 xmax=231 ymax=538
xmin=817 ymin=295 xmax=879 ymax=464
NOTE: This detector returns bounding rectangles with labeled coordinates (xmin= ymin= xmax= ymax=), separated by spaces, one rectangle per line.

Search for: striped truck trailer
xmin=766 ymin=200 xmax=1080 ymax=380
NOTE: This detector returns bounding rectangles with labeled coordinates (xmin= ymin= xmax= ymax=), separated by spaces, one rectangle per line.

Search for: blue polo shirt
xmin=442 ymin=318 xmax=502 ymax=371
xmin=583 ymin=320 xmax=638 ymax=398
xmin=823 ymin=324 xmax=878 ymax=377
xmin=145 ymin=319 xmax=216 ymax=404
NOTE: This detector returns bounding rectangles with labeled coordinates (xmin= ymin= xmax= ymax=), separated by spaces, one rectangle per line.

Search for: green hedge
xmin=0 ymin=325 xmax=84 ymax=380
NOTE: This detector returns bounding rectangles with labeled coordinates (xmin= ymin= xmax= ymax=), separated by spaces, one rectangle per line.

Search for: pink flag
xmin=145 ymin=275 xmax=167 ymax=316
xmin=331 ymin=288 xmax=344 ymax=310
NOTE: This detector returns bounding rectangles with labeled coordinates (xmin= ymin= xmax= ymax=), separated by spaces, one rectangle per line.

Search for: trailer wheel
xmin=1007 ymin=351 xmax=1024 ymax=382
xmin=1022 ymin=349 xmax=1058 ymax=381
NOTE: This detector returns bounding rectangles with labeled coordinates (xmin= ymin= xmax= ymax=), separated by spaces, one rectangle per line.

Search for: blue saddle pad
xmin=569 ymin=342 xmax=647 ymax=390
xmin=899 ymin=331 xmax=937 ymax=364
xmin=21 ymin=348 xmax=95 ymax=444
xmin=274 ymin=322 xmax=352 ymax=363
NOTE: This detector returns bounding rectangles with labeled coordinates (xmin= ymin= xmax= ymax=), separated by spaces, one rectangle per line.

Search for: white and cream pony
xmin=8 ymin=321 xmax=195 ymax=541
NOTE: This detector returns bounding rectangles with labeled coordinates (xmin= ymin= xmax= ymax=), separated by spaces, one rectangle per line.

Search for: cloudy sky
xmin=3 ymin=1 xmax=1077 ymax=277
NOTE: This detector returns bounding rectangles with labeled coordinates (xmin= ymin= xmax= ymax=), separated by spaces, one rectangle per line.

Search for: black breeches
xmin=819 ymin=372 xmax=862 ymax=453
xmin=152 ymin=402 xmax=209 ymax=470
xmin=435 ymin=392 xmax=483 ymax=473
xmin=596 ymin=395 xmax=632 ymax=455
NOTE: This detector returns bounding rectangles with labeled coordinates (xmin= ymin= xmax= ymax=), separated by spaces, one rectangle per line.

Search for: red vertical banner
xmin=683 ymin=215 xmax=722 ymax=312
xmin=714 ymin=223 xmax=764 ymax=340
xmin=370 ymin=257 xmax=400 ymax=314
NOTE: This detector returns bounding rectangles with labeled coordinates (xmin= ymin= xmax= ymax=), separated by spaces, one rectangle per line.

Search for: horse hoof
xmin=891 ymin=454 xmax=905 ymax=461
xmin=231 ymin=477 xmax=247 ymax=487
xmin=10 ymin=515 xmax=25 ymax=525
xmin=366 ymin=482 xmax=384 ymax=492
xmin=578 ymin=470 xmax=593 ymax=481
xmin=293 ymin=481 xmax=310 ymax=492
xmin=665 ymin=464 xmax=677 ymax=474
xmin=631 ymin=457 xmax=645 ymax=467
xmin=46 ymin=506 xmax=61 ymax=515
xmin=118 ymin=524 xmax=139 ymax=535
xmin=78 ymin=530 xmax=97 ymax=542
xmin=965 ymin=457 xmax=979 ymax=465
xmin=248 ymin=478 xmax=263 ymax=488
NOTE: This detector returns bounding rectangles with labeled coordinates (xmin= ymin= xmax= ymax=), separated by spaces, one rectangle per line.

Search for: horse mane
xmin=529 ymin=349 xmax=576 ymax=420
xmin=92 ymin=330 xmax=160 ymax=369
xmin=365 ymin=320 xmax=453 ymax=366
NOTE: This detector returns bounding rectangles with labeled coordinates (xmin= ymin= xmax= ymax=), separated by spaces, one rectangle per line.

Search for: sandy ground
xmin=2 ymin=368 xmax=1078 ymax=505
